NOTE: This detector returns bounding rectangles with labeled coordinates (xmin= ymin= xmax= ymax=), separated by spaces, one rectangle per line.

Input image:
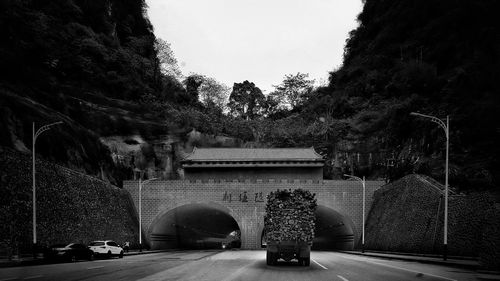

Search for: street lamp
xmin=410 ymin=112 xmax=449 ymax=261
xmin=139 ymin=177 xmax=157 ymax=251
xmin=344 ymin=174 xmax=366 ymax=253
xmin=32 ymin=121 xmax=63 ymax=257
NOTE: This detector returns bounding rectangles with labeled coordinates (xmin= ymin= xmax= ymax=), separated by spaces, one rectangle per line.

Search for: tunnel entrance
xmin=260 ymin=205 xmax=355 ymax=250
xmin=313 ymin=205 xmax=355 ymax=250
xmin=148 ymin=203 xmax=241 ymax=250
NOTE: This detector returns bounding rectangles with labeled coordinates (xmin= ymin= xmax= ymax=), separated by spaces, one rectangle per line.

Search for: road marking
xmin=0 ymin=278 xmax=17 ymax=281
xmin=24 ymin=276 xmax=43 ymax=280
xmin=312 ymin=259 xmax=328 ymax=270
xmin=87 ymin=265 xmax=105 ymax=270
xmin=365 ymin=260 xmax=458 ymax=281
xmin=337 ymin=275 xmax=349 ymax=281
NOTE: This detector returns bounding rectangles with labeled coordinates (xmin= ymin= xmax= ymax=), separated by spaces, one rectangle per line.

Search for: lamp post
xmin=344 ymin=174 xmax=366 ymax=253
xmin=32 ymin=121 xmax=63 ymax=258
xmin=139 ymin=177 xmax=157 ymax=252
xmin=410 ymin=112 xmax=449 ymax=261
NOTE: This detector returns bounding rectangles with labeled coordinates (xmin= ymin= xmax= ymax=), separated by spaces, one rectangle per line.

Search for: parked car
xmin=88 ymin=240 xmax=124 ymax=258
xmin=44 ymin=243 xmax=94 ymax=262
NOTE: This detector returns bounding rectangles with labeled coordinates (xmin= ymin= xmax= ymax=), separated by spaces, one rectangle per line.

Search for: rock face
xmin=0 ymin=147 xmax=140 ymax=256
xmin=99 ymin=130 xmax=245 ymax=181
xmin=364 ymin=174 xmax=500 ymax=269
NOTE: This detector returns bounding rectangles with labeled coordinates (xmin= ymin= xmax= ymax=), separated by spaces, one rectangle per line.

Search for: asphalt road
xmin=0 ymin=250 xmax=483 ymax=281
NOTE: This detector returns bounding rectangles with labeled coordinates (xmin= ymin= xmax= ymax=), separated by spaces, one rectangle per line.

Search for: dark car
xmin=44 ymin=243 xmax=94 ymax=262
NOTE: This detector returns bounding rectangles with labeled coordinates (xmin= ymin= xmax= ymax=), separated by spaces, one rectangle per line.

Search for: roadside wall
xmin=0 ymin=147 xmax=139 ymax=256
xmin=365 ymin=174 xmax=500 ymax=269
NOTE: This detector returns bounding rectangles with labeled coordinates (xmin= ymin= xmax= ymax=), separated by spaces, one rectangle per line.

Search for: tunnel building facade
xmin=124 ymin=148 xmax=384 ymax=250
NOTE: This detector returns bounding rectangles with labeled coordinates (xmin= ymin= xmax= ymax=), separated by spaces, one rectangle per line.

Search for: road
xmin=0 ymin=250 xmax=483 ymax=281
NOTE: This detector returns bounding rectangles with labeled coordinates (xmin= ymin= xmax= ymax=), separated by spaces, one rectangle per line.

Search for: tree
xmin=198 ymin=76 xmax=230 ymax=113
xmin=273 ymin=73 xmax=315 ymax=109
xmin=183 ymin=74 xmax=204 ymax=105
xmin=154 ymin=38 xmax=183 ymax=81
xmin=264 ymin=91 xmax=287 ymax=117
xmin=227 ymin=80 xmax=266 ymax=120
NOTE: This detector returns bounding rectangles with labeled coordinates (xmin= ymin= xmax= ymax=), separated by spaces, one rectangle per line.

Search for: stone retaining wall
xmin=0 ymin=147 xmax=139 ymax=256
xmin=365 ymin=174 xmax=499 ymax=269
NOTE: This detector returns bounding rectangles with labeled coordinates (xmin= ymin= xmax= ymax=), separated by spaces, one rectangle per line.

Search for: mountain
xmin=298 ymin=0 xmax=500 ymax=190
xmin=2 ymin=0 xmax=499 ymax=191
xmin=0 ymin=0 xmax=190 ymax=185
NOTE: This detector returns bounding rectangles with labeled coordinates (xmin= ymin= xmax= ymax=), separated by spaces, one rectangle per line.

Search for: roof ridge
xmin=182 ymin=147 xmax=324 ymax=161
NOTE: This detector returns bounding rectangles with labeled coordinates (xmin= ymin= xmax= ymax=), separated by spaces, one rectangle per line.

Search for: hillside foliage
xmin=1 ymin=0 xmax=499 ymax=191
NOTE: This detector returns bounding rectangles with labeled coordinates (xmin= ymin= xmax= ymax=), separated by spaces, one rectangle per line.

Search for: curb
xmin=0 ymin=250 xmax=170 ymax=268
xmin=340 ymin=251 xmax=480 ymax=270
xmin=0 ymin=249 xmax=220 ymax=268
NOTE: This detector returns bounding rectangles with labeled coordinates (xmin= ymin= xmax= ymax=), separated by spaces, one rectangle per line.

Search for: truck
xmin=264 ymin=188 xmax=317 ymax=266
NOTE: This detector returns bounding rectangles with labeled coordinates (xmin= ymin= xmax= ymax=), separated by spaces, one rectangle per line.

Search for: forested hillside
xmin=296 ymin=0 xmax=500 ymax=190
xmin=0 ymin=0 xmax=194 ymax=185
xmin=1 ymin=0 xmax=499 ymax=192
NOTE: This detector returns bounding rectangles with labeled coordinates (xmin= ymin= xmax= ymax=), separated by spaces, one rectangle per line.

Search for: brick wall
xmin=364 ymin=174 xmax=500 ymax=269
xmin=123 ymin=179 xmax=384 ymax=250
xmin=0 ymin=147 xmax=140 ymax=256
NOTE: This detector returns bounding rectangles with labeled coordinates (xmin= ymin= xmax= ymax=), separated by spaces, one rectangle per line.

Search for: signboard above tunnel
xmin=181 ymin=147 xmax=325 ymax=182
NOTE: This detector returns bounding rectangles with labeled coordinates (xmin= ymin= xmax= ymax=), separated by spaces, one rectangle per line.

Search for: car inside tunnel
xmin=261 ymin=205 xmax=355 ymax=251
xmin=149 ymin=203 xmax=241 ymax=250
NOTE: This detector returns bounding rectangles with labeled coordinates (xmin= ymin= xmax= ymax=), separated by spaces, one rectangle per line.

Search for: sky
xmin=145 ymin=0 xmax=363 ymax=93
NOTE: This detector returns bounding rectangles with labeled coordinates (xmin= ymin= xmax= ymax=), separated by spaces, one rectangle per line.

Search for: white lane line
xmin=337 ymin=275 xmax=349 ymax=281
xmin=87 ymin=265 xmax=105 ymax=270
xmin=365 ymin=260 xmax=457 ymax=281
xmin=23 ymin=276 xmax=43 ymax=280
xmin=0 ymin=278 xmax=17 ymax=281
xmin=312 ymin=259 xmax=328 ymax=270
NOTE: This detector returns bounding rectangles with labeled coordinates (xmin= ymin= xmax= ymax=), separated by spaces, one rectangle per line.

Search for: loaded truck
xmin=264 ymin=189 xmax=317 ymax=266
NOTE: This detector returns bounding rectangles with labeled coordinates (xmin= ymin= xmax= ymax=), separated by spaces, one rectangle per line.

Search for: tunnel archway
xmin=148 ymin=203 xmax=241 ymax=250
xmin=260 ymin=205 xmax=356 ymax=250
xmin=313 ymin=205 xmax=355 ymax=250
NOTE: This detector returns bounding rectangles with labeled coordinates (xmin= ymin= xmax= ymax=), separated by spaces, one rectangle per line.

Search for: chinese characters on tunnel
xmin=222 ymin=191 xmax=265 ymax=203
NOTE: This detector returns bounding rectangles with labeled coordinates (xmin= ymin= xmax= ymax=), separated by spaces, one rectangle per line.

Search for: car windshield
xmin=89 ymin=242 xmax=104 ymax=246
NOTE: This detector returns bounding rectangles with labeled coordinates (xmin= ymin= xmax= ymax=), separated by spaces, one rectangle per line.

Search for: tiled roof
xmin=183 ymin=147 xmax=324 ymax=162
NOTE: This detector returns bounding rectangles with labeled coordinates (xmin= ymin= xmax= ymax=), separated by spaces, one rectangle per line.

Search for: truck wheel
xmin=266 ymin=251 xmax=272 ymax=265
xmin=304 ymin=257 xmax=310 ymax=266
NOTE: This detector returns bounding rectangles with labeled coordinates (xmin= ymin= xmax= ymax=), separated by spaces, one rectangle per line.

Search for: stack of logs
xmin=264 ymin=189 xmax=317 ymax=242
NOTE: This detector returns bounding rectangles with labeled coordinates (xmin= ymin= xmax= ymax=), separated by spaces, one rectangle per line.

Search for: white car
xmin=88 ymin=240 xmax=124 ymax=258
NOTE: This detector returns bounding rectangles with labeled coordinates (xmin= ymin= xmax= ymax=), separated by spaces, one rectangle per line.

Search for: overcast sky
xmin=145 ymin=0 xmax=362 ymax=93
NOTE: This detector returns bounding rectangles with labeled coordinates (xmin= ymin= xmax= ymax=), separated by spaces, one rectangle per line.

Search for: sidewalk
xmin=0 ymin=249 xmax=168 ymax=268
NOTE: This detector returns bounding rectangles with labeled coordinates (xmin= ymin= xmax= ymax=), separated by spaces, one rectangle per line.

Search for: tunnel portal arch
xmin=313 ymin=205 xmax=356 ymax=250
xmin=148 ymin=202 xmax=241 ymax=250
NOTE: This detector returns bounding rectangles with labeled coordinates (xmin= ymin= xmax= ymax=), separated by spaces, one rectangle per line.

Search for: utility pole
xmin=410 ymin=112 xmax=449 ymax=260
xmin=32 ymin=121 xmax=63 ymax=258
